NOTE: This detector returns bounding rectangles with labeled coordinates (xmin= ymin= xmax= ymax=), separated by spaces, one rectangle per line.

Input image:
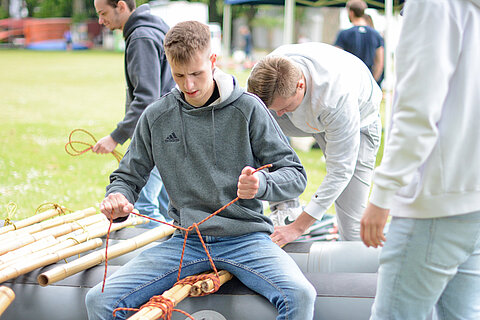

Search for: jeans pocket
xmin=426 ymin=217 xmax=480 ymax=269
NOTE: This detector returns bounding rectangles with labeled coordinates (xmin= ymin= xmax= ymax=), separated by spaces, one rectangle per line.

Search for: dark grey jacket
xmin=111 ymin=4 xmax=175 ymax=144
xmin=107 ymin=69 xmax=307 ymax=237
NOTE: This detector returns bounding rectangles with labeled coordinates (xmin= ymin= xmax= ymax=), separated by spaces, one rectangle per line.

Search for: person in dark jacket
xmin=85 ymin=20 xmax=316 ymax=320
xmin=92 ymin=0 xmax=175 ymax=227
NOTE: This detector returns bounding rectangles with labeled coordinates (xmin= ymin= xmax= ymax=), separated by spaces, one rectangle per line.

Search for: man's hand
xmin=360 ymin=202 xmax=389 ymax=248
xmin=92 ymin=135 xmax=118 ymax=154
xmin=270 ymin=211 xmax=315 ymax=247
xmin=100 ymin=193 xmax=134 ymax=221
xmin=237 ymin=166 xmax=259 ymax=199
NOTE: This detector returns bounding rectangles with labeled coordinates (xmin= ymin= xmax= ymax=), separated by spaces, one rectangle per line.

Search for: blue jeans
xmin=371 ymin=211 xmax=480 ymax=320
xmin=134 ymin=167 xmax=171 ymax=228
xmin=85 ymin=232 xmax=316 ymax=320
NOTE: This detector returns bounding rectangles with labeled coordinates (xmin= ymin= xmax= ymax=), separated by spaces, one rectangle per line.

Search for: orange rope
xmin=104 ymin=164 xmax=273 ymax=319
xmin=101 ymin=216 xmax=113 ymax=293
xmin=65 ymin=128 xmax=123 ymax=163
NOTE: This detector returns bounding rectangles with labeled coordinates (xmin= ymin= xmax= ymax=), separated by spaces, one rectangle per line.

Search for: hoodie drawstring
xmin=178 ymin=103 xmax=188 ymax=158
xmin=211 ymin=108 xmax=217 ymax=166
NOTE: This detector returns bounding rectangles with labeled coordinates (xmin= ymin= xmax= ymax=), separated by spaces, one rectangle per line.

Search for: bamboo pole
xmin=0 ymin=238 xmax=103 ymax=284
xmin=0 ymin=207 xmax=97 ymax=242
xmin=0 ymin=216 xmax=148 ymax=271
xmin=0 ymin=214 xmax=106 ymax=256
xmin=198 ymin=270 xmax=232 ymax=296
xmin=0 ymin=206 xmax=64 ymax=235
xmin=55 ymin=215 xmax=148 ymax=244
xmin=37 ymin=224 xmax=175 ymax=286
xmin=0 ymin=286 xmax=15 ymax=317
xmin=189 ymin=271 xmax=215 ymax=296
xmin=128 ymin=282 xmax=193 ymax=320
xmin=0 ymin=235 xmax=58 ymax=267
xmin=127 ymin=270 xmax=233 ymax=320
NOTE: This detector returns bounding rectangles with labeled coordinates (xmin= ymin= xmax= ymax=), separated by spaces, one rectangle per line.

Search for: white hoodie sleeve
xmin=370 ymin=0 xmax=462 ymax=209
xmin=304 ymin=94 xmax=361 ymax=219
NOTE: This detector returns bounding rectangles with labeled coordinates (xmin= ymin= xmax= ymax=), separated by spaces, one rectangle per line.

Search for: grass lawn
xmin=0 ymin=49 xmax=382 ymax=221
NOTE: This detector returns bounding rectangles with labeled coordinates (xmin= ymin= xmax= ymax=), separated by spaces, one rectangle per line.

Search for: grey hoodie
xmin=107 ymin=69 xmax=307 ymax=237
xmin=111 ymin=4 xmax=176 ymax=145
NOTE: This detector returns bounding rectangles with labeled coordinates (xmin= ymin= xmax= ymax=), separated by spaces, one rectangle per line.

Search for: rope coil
xmin=65 ymin=129 xmax=123 ymax=163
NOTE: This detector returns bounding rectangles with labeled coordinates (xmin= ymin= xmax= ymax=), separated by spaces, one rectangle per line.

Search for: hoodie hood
xmin=171 ymin=68 xmax=244 ymax=164
xmin=172 ymin=68 xmax=242 ymax=111
xmin=123 ymin=4 xmax=169 ymax=39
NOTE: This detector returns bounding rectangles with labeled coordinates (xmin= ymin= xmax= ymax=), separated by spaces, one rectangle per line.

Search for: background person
xmin=361 ymin=0 xmax=480 ymax=319
xmin=334 ymin=0 xmax=384 ymax=85
xmin=247 ymin=42 xmax=382 ymax=244
xmin=85 ymin=20 xmax=316 ymax=320
xmin=92 ymin=0 xmax=175 ymax=227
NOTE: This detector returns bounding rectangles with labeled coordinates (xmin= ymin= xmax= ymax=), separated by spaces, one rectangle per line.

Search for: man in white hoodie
xmin=361 ymin=0 xmax=480 ymax=318
xmin=248 ymin=43 xmax=382 ymax=244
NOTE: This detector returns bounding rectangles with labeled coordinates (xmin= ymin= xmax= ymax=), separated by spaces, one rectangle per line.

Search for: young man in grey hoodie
xmin=85 ymin=21 xmax=316 ymax=320
xmin=92 ymin=0 xmax=175 ymax=227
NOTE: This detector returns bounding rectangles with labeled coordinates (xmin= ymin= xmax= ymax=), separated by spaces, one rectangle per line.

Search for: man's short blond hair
xmin=247 ymin=56 xmax=302 ymax=107
xmin=164 ymin=21 xmax=211 ymax=64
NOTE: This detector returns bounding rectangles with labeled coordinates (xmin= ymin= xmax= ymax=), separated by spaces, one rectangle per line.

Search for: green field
xmin=1 ymin=49 xmax=339 ymax=220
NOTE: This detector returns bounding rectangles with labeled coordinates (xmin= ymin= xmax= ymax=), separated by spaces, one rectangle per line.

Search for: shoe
xmin=269 ymin=201 xmax=303 ymax=227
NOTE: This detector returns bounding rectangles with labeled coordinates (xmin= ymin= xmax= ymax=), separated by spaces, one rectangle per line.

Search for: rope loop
xmin=3 ymin=202 xmax=17 ymax=228
xmin=65 ymin=128 xmax=123 ymax=163
xmin=34 ymin=202 xmax=71 ymax=216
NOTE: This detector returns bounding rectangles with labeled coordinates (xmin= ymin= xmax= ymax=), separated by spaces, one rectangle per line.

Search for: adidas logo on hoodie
xmin=164 ymin=132 xmax=180 ymax=143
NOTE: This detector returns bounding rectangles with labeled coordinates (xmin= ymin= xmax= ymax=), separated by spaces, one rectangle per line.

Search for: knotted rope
xmin=34 ymin=202 xmax=71 ymax=216
xmin=65 ymin=128 xmax=123 ymax=163
xmin=104 ymin=164 xmax=272 ymax=319
xmin=113 ymin=294 xmax=195 ymax=320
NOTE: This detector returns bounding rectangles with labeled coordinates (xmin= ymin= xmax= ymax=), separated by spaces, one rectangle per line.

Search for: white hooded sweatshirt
xmin=370 ymin=0 xmax=480 ymax=218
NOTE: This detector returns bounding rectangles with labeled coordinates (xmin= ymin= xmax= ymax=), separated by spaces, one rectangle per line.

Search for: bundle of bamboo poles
xmin=38 ymin=223 xmax=176 ymax=286
xmin=125 ymin=270 xmax=233 ymax=320
xmin=0 ymin=286 xmax=15 ymax=317
xmin=0 ymin=206 xmax=153 ymax=284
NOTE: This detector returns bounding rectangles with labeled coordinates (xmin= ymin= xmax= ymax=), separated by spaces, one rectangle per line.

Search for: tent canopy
xmin=224 ymin=0 xmax=404 ymax=10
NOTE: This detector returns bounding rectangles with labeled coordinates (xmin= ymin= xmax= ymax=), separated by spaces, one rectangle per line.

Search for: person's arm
xmin=110 ymin=37 xmax=163 ymax=145
xmin=372 ymin=46 xmax=384 ymax=82
xmin=271 ymin=96 xmax=361 ymax=245
xmin=106 ymin=109 xmax=156 ymax=213
xmin=303 ymin=95 xmax=361 ymax=221
xmin=246 ymin=97 xmax=307 ymax=202
xmin=361 ymin=0 xmax=462 ymax=247
xmin=271 ymin=211 xmax=316 ymax=247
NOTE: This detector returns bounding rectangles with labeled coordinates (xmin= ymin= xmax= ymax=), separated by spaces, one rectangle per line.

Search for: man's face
xmin=169 ymin=50 xmax=216 ymax=107
xmin=94 ymin=0 xmax=124 ymax=31
xmin=269 ymin=80 xmax=305 ymax=117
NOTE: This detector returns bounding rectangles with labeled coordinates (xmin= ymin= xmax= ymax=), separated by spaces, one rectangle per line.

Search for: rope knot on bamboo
xmin=3 ymin=202 xmax=17 ymax=229
xmin=113 ymin=294 xmax=195 ymax=320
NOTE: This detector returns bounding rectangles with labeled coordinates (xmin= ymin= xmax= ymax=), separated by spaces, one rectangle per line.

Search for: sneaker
xmin=269 ymin=201 xmax=303 ymax=227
